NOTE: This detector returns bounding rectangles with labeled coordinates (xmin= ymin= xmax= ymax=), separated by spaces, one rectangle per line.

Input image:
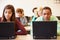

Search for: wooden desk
xmin=24 ymin=26 xmax=31 ymax=31
xmin=15 ymin=34 xmax=60 ymax=40
xmin=0 ymin=35 xmax=59 ymax=40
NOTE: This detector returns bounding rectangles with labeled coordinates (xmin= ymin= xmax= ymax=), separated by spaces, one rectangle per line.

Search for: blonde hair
xmin=38 ymin=6 xmax=43 ymax=11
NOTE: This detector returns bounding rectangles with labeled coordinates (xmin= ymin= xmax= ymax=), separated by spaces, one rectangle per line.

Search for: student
xmin=30 ymin=7 xmax=38 ymax=26
xmin=37 ymin=7 xmax=43 ymax=17
xmin=36 ymin=7 xmax=60 ymax=35
xmin=0 ymin=4 xmax=27 ymax=35
xmin=31 ymin=7 xmax=43 ymax=22
xmin=16 ymin=8 xmax=28 ymax=26
xmin=36 ymin=7 xmax=59 ymax=21
xmin=30 ymin=7 xmax=43 ymax=35
xmin=31 ymin=7 xmax=38 ymax=21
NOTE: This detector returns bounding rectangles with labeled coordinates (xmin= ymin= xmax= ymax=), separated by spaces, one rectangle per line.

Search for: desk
xmin=0 ymin=35 xmax=59 ymax=40
xmin=24 ymin=26 xmax=31 ymax=31
xmin=24 ymin=26 xmax=31 ymax=34
xmin=15 ymin=34 xmax=60 ymax=40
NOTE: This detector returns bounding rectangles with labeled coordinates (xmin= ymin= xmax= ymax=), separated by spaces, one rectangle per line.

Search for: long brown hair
xmin=2 ymin=4 xmax=15 ymax=22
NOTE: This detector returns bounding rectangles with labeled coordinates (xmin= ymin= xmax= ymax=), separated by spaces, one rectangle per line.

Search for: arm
xmin=15 ymin=19 xmax=27 ymax=35
xmin=24 ymin=17 xmax=28 ymax=25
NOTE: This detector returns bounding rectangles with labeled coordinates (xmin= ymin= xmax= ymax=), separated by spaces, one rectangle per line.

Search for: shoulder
xmin=0 ymin=17 xmax=1 ymax=21
xmin=51 ymin=16 xmax=57 ymax=18
xmin=23 ymin=16 xmax=27 ymax=19
xmin=32 ymin=16 xmax=36 ymax=19
xmin=35 ymin=16 xmax=43 ymax=21
xmin=50 ymin=15 xmax=59 ymax=21
xmin=15 ymin=19 xmax=20 ymax=24
xmin=15 ymin=19 xmax=20 ymax=22
xmin=15 ymin=19 xmax=24 ymax=26
xmin=0 ymin=17 xmax=3 ymax=22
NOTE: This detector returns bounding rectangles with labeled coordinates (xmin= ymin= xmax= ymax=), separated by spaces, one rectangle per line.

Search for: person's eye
xmin=4 ymin=11 xmax=7 ymax=14
xmin=43 ymin=13 xmax=46 ymax=15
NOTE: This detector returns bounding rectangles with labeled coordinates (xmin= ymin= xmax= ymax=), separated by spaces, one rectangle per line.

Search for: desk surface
xmin=15 ymin=34 xmax=60 ymax=40
xmin=0 ymin=35 xmax=59 ymax=40
xmin=24 ymin=26 xmax=31 ymax=31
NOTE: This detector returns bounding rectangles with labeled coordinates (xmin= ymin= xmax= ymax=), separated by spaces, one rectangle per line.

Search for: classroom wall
xmin=0 ymin=0 xmax=60 ymax=17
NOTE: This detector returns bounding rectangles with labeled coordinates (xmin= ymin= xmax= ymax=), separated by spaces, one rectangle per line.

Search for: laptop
xmin=0 ymin=22 xmax=16 ymax=39
xmin=32 ymin=21 xmax=57 ymax=39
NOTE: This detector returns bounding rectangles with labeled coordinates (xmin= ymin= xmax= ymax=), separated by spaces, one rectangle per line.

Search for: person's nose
xmin=45 ymin=14 xmax=48 ymax=17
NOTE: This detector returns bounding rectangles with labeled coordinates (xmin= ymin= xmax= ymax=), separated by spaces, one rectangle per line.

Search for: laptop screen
xmin=32 ymin=21 xmax=57 ymax=39
xmin=0 ymin=22 xmax=16 ymax=39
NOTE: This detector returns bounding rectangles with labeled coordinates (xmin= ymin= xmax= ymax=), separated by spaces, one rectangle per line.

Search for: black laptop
xmin=0 ymin=22 xmax=16 ymax=39
xmin=32 ymin=21 xmax=57 ymax=39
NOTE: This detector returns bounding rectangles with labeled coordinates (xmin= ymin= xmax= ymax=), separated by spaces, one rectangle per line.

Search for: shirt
xmin=31 ymin=15 xmax=60 ymax=35
xmin=0 ymin=17 xmax=27 ymax=35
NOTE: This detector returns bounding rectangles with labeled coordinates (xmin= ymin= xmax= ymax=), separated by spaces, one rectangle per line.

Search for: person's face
xmin=38 ymin=11 xmax=42 ymax=17
xmin=4 ymin=9 xmax=12 ymax=20
xmin=42 ymin=9 xmax=51 ymax=21
xmin=17 ymin=12 xmax=23 ymax=17
xmin=34 ymin=9 xmax=38 ymax=16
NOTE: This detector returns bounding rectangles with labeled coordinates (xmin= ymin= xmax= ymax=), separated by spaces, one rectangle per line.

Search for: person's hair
xmin=32 ymin=7 xmax=37 ymax=13
xmin=16 ymin=8 xmax=24 ymax=14
xmin=42 ymin=7 xmax=52 ymax=14
xmin=2 ymin=4 xmax=15 ymax=21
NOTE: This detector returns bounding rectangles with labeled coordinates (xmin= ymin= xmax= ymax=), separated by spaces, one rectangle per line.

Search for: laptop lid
xmin=0 ymin=22 xmax=16 ymax=39
xmin=32 ymin=21 xmax=57 ymax=39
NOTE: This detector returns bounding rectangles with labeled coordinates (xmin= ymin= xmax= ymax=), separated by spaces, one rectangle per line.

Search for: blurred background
xmin=0 ymin=0 xmax=60 ymax=17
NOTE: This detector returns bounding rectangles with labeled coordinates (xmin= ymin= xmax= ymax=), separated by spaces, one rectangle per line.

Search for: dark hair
xmin=16 ymin=8 xmax=24 ymax=13
xmin=32 ymin=7 xmax=37 ymax=13
xmin=2 ymin=4 xmax=15 ymax=21
xmin=42 ymin=7 xmax=52 ymax=14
